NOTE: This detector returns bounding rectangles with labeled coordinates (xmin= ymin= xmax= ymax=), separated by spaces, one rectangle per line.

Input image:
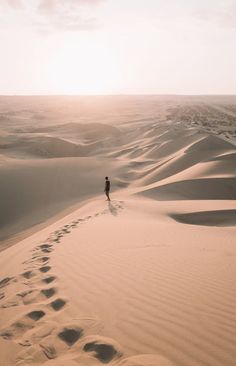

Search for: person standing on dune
xmin=104 ymin=176 xmax=111 ymax=201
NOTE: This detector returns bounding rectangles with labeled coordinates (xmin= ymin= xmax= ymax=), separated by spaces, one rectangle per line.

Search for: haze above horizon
xmin=0 ymin=0 xmax=236 ymax=95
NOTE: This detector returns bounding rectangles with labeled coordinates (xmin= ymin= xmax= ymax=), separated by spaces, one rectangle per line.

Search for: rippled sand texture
xmin=0 ymin=96 xmax=236 ymax=366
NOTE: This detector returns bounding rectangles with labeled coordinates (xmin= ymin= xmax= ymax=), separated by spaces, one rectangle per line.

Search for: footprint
xmin=50 ymin=298 xmax=66 ymax=311
xmin=38 ymin=244 xmax=53 ymax=249
xmin=53 ymin=239 xmax=61 ymax=243
xmin=41 ymin=288 xmax=57 ymax=298
xmin=0 ymin=330 xmax=12 ymax=340
xmin=0 ymin=277 xmax=14 ymax=289
xmin=41 ymin=248 xmax=53 ymax=254
xmin=39 ymin=266 xmax=51 ymax=273
xmin=21 ymin=271 xmax=35 ymax=279
xmin=38 ymin=257 xmax=50 ymax=264
xmin=83 ymin=342 xmax=118 ymax=363
xmin=83 ymin=338 xmax=122 ymax=364
xmin=27 ymin=310 xmax=46 ymax=321
xmin=58 ymin=327 xmax=83 ymax=346
xmin=42 ymin=276 xmax=56 ymax=284
xmin=78 ymin=219 xmax=85 ymax=223
xmin=36 ymin=244 xmax=53 ymax=254
xmin=63 ymin=230 xmax=70 ymax=234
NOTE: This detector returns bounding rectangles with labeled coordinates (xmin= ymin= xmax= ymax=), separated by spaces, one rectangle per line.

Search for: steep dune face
xmin=133 ymin=130 xmax=236 ymax=201
xmin=0 ymin=157 xmax=123 ymax=241
xmin=141 ymin=178 xmax=236 ymax=201
xmin=185 ymin=134 xmax=235 ymax=153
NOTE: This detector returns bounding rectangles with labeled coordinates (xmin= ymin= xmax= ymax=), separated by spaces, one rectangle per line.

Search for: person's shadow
xmin=108 ymin=201 xmax=118 ymax=216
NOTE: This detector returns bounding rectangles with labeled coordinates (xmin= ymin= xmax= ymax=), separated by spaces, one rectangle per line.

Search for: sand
xmin=0 ymin=96 xmax=236 ymax=366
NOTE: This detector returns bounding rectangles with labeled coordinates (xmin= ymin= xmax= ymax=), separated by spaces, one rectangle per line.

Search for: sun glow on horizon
xmin=0 ymin=0 xmax=236 ymax=95
xmin=45 ymin=36 xmax=122 ymax=95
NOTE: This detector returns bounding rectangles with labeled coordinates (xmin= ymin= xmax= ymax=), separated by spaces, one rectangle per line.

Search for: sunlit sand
xmin=0 ymin=96 xmax=236 ymax=366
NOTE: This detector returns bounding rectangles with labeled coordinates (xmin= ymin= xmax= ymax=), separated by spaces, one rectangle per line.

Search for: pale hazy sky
xmin=0 ymin=0 xmax=236 ymax=94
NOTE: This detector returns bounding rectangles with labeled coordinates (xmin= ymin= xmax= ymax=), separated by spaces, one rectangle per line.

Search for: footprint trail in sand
xmin=0 ymin=201 xmax=136 ymax=366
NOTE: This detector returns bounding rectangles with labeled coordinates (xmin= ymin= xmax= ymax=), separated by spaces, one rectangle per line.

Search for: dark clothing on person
xmin=105 ymin=178 xmax=111 ymax=201
xmin=105 ymin=180 xmax=110 ymax=192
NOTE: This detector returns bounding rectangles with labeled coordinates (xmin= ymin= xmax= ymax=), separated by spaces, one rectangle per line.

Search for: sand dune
xmin=0 ymin=123 xmax=121 ymax=159
xmin=140 ymin=177 xmax=236 ymax=201
xmin=0 ymin=157 xmax=124 ymax=242
xmin=0 ymin=198 xmax=236 ymax=366
xmin=171 ymin=209 xmax=236 ymax=226
xmin=185 ymin=134 xmax=235 ymax=152
xmin=16 ymin=122 xmax=120 ymax=137
xmin=0 ymin=96 xmax=236 ymax=366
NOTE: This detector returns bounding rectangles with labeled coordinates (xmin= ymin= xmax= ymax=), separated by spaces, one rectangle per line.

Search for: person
xmin=104 ymin=176 xmax=111 ymax=201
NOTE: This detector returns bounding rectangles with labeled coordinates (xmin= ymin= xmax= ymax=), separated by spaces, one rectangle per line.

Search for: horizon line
xmin=0 ymin=93 xmax=236 ymax=97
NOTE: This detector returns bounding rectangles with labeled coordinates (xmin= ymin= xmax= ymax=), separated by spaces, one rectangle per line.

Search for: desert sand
xmin=0 ymin=96 xmax=236 ymax=366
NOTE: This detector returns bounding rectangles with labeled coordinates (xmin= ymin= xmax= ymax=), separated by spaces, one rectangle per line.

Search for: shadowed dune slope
xmin=136 ymin=134 xmax=236 ymax=186
xmin=170 ymin=209 xmax=236 ymax=227
xmin=140 ymin=178 xmax=236 ymax=201
xmin=207 ymin=152 xmax=236 ymax=162
xmin=185 ymin=134 xmax=235 ymax=153
xmin=0 ymin=158 xmax=123 ymax=241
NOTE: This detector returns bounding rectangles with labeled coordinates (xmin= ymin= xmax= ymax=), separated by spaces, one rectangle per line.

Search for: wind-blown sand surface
xmin=0 ymin=96 xmax=236 ymax=366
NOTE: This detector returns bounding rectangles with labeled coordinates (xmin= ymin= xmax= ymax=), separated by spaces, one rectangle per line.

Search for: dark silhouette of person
xmin=104 ymin=176 xmax=111 ymax=201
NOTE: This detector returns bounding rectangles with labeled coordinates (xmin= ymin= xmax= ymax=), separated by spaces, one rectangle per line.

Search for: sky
xmin=0 ymin=0 xmax=236 ymax=95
